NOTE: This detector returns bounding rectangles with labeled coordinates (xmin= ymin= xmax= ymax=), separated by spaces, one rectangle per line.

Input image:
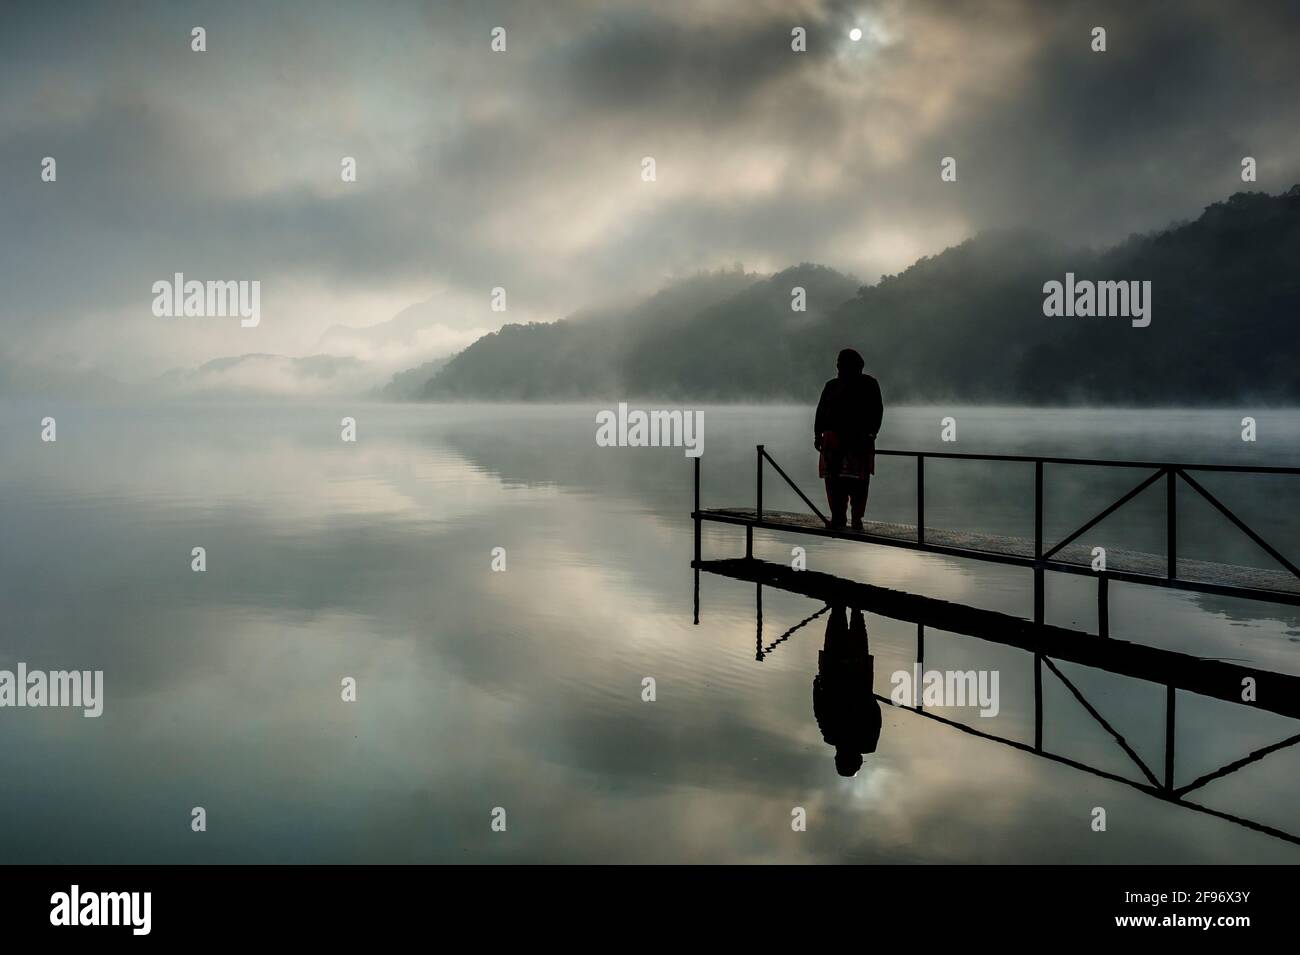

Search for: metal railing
xmin=692 ymin=446 xmax=1300 ymax=625
xmin=755 ymin=445 xmax=1300 ymax=586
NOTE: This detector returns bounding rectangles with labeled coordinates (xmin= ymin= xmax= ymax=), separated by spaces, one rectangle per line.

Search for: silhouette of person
xmin=812 ymin=605 xmax=882 ymax=777
xmin=814 ymin=348 xmax=883 ymax=531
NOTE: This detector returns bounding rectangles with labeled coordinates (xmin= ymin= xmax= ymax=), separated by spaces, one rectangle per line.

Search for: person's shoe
xmin=829 ymin=517 xmax=846 ymax=531
xmin=851 ymin=520 xmax=865 ymax=532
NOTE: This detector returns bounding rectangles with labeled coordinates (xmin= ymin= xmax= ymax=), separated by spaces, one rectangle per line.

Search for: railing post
xmin=917 ymin=454 xmax=925 ymax=544
xmin=693 ymin=456 xmax=702 ymax=561
xmin=693 ymin=455 xmax=701 ymax=624
xmin=1167 ymin=467 xmax=1177 ymax=580
xmin=756 ymin=445 xmax=764 ymax=522
xmin=1034 ymin=459 xmax=1044 ymax=559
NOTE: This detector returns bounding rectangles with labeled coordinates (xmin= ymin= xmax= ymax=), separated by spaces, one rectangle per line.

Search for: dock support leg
xmin=1033 ymin=566 xmax=1044 ymax=624
xmin=693 ymin=568 xmax=699 ymax=626
xmin=916 ymin=623 xmax=925 ymax=710
xmin=1164 ymin=685 xmax=1176 ymax=791
xmin=1033 ymin=654 xmax=1043 ymax=752
xmin=1098 ymin=573 xmax=1109 ymax=638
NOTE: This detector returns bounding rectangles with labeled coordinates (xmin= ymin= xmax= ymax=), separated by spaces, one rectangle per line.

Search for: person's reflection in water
xmin=813 ymin=605 xmax=882 ymax=777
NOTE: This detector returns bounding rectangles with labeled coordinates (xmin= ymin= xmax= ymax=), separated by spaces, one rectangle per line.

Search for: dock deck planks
xmin=699 ymin=506 xmax=1300 ymax=599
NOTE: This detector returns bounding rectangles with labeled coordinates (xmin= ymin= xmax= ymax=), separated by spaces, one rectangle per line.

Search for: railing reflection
xmin=696 ymin=556 xmax=1300 ymax=847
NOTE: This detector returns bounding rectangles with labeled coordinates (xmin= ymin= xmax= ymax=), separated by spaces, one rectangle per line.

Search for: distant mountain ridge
xmin=404 ymin=187 xmax=1300 ymax=404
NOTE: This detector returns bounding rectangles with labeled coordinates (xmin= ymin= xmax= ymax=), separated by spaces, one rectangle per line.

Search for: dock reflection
xmin=696 ymin=556 xmax=1300 ymax=846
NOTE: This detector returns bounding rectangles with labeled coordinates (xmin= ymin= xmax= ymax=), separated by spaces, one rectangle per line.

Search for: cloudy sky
xmin=3 ymin=0 xmax=1298 ymax=390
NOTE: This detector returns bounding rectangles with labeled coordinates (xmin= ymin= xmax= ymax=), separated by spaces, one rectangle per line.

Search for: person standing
xmin=814 ymin=348 xmax=883 ymax=531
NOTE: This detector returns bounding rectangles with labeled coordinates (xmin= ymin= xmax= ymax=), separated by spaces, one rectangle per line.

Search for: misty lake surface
xmin=2 ymin=401 xmax=1299 ymax=863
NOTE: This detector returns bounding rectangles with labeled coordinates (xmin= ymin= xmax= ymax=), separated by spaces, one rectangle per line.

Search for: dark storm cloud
xmin=547 ymin=8 xmax=811 ymax=121
xmin=2 ymin=0 xmax=1298 ymax=378
xmin=934 ymin=0 xmax=1300 ymax=243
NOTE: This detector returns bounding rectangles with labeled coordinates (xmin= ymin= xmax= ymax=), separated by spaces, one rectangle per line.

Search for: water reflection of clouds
xmin=7 ymin=438 xmax=541 ymax=525
xmin=2 ymin=403 xmax=1299 ymax=862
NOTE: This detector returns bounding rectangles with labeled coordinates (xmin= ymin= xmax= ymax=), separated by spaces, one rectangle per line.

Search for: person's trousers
xmin=825 ymin=475 xmax=870 ymax=527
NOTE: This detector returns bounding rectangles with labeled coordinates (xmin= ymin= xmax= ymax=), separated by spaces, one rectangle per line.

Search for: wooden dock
xmin=700 ymin=506 xmax=1300 ymax=601
xmin=691 ymin=446 xmax=1300 ymax=633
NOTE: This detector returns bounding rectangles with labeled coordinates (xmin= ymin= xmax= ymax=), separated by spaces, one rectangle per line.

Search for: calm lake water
xmin=1 ymin=402 xmax=1298 ymax=863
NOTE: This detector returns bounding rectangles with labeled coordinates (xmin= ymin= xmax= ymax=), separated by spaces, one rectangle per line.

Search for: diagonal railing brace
xmin=1042 ymin=467 xmax=1166 ymax=561
xmin=760 ymin=447 xmax=829 ymax=525
xmin=1177 ymin=470 xmax=1300 ymax=580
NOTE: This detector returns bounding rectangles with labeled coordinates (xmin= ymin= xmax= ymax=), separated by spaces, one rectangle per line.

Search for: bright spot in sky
xmin=849 ymin=27 xmax=863 ymax=42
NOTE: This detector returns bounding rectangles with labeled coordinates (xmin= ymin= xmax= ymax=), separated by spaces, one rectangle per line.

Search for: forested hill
xmin=409 ymin=187 xmax=1300 ymax=404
